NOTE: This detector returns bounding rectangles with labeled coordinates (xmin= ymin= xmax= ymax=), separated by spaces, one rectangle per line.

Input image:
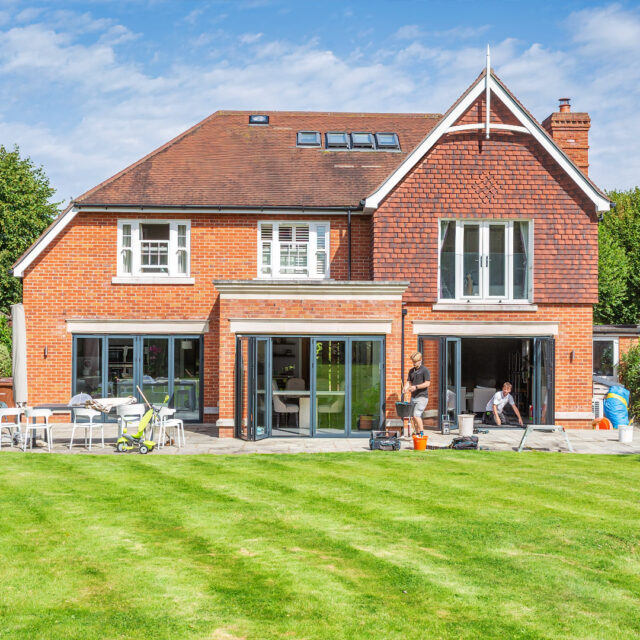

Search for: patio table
xmin=517 ymin=424 xmax=574 ymax=453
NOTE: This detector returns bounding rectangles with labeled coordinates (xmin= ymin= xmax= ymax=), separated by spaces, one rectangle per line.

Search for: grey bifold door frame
xmin=417 ymin=335 xmax=555 ymax=430
xmin=235 ymin=335 xmax=385 ymax=440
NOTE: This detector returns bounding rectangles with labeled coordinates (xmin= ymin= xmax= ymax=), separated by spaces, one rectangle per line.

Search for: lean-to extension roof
xmin=75 ymin=111 xmax=442 ymax=209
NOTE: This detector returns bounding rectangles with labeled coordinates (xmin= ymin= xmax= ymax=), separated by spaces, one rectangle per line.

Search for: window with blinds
xmin=258 ymin=221 xmax=330 ymax=278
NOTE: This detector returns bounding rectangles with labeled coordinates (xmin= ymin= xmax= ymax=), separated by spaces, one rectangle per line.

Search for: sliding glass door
xmin=72 ymin=335 xmax=203 ymax=421
xmin=313 ymin=339 xmax=347 ymax=436
xmin=235 ymin=336 xmax=270 ymax=440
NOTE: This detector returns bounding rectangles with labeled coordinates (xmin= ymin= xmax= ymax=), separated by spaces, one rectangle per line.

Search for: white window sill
xmin=433 ymin=301 xmax=537 ymax=312
xmin=112 ymin=276 xmax=195 ymax=285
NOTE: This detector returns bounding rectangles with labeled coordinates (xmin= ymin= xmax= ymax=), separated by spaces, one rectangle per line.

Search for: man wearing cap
xmin=403 ymin=352 xmax=431 ymax=434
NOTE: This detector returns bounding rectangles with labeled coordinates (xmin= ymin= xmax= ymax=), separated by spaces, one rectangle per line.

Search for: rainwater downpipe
xmin=401 ymin=306 xmax=407 ymax=395
xmin=347 ymin=208 xmax=352 ymax=280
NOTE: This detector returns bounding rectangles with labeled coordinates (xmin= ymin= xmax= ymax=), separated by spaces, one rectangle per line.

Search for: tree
xmin=619 ymin=342 xmax=640 ymax=422
xmin=594 ymin=188 xmax=640 ymax=324
xmin=0 ymin=145 xmax=59 ymax=314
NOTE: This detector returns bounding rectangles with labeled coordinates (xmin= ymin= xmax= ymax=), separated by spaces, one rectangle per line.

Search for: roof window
xmin=297 ymin=131 xmax=321 ymax=147
xmin=375 ymin=132 xmax=400 ymax=150
xmin=351 ymin=132 xmax=375 ymax=148
xmin=325 ymin=132 xmax=350 ymax=149
xmin=249 ymin=114 xmax=269 ymax=125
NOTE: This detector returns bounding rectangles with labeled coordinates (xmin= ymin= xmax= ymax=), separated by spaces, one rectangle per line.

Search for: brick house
xmin=12 ymin=67 xmax=610 ymax=438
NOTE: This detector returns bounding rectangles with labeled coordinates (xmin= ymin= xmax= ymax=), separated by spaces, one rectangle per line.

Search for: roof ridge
xmin=213 ymin=109 xmax=442 ymax=117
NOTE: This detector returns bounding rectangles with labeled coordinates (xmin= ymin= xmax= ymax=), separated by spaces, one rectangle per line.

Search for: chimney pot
xmin=559 ymin=97 xmax=571 ymax=113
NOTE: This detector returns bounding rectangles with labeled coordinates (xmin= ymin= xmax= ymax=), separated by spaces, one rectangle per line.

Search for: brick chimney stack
xmin=542 ymin=98 xmax=590 ymax=175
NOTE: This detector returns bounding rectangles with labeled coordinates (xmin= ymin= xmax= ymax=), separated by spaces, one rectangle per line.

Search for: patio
xmin=3 ymin=424 xmax=639 ymax=455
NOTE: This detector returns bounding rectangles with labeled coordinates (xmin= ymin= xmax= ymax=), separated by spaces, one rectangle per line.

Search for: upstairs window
xmin=259 ymin=221 xmax=330 ymax=279
xmin=439 ymin=219 xmax=531 ymax=301
xmin=118 ymin=220 xmax=190 ymax=278
xmin=297 ymin=131 xmax=321 ymax=147
xmin=326 ymin=132 xmax=350 ymax=149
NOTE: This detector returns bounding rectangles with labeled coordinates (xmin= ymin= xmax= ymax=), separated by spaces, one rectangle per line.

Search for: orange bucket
xmin=413 ymin=435 xmax=428 ymax=450
xmin=593 ymin=417 xmax=612 ymax=430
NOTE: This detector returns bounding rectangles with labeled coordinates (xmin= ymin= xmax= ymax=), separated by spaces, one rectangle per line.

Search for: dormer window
xmin=297 ymin=131 xmax=321 ymax=147
xmin=375 ymin=132 xmax=400 ymax=149
xmin=325 ymin=132 xmax=350 ymax=149
xmin=351 ymin=132 xmax=375 ymax=148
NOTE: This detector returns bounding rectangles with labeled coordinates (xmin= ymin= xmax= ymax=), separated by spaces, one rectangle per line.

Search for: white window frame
xmin=438 ymin=219 xmax=533 ymax=303
xmin=593 ymin=336 xmax=619 ymax=382
xmin=257 ymin=221 xmax=330 ymax=279
xmin=117 ymin=219 xmax=191 ymax=279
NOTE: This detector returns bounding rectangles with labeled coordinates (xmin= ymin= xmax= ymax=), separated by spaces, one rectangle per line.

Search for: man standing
xmin=403 ymin=351 xmax=431 ymax=435
xmin=484 ymin=382 xmax=524 ymax=426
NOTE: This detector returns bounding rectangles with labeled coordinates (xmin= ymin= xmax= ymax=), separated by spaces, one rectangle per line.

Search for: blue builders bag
xmin=603 ymin=385 xmax=630 ymax=429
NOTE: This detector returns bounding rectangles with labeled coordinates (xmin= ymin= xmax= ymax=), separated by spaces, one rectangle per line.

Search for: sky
xmin=0 ymin=0 xmax=639 ymax=204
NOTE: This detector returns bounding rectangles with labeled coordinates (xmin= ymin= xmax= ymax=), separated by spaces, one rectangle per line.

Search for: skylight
xmin=325 ymin=132 xmax=350 ymax=148
xmin=297 ymin=131 xmax=321 ymax=147
xmin=249 ymin=114 xmax=269 ymax=125
xmin=351 ymin=132 xmax=375 ymax=148
xmin=375 ymin=132 xmax=400 ymax=149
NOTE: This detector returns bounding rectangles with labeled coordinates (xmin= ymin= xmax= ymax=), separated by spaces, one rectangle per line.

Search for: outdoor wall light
xmin=570 ymin=350 xmax=575 ymax=362
xmin=43 ymin=346 xmax=48 ymax=359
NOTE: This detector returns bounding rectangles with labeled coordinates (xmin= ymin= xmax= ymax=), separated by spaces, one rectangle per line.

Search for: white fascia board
xmin=66 ymin=319 xmax=209 ymax=334
xmin=228 ymin=318 xmax=393 ymax=334
xmin=489 ymin=78 xmax=610 ymax=212
xmin=412 ymin=320 xmax=559 ymax=336
xmin=364 ymin=73 xmax=610 ymax=213
xmin=12 ymin=206 xmax=79 ymax=278
xmin=363 ymin=81 xmax=485 ymax=212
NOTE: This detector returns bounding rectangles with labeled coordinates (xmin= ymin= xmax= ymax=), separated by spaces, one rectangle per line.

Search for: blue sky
xmin=1 ymin=0 xmax=639 ymax=203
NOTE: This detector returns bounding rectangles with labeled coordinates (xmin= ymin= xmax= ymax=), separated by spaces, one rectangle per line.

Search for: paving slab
xmin=1 ymin=424 xmax=638 ymax=455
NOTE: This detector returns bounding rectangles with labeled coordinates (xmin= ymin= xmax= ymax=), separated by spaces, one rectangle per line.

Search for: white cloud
xmin=394 ymin=24 xmax=423 ymax=40
xmin=239 ymin=32 xmax=263 ymax=44
xmin=15 ymin=7 xmax=41 ymax=22
xmin=0 ymin=4 xmax=638 ymax=203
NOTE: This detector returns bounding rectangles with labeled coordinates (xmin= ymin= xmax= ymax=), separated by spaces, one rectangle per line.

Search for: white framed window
xmin=439 ymin=219 xmax=532 ymax=302
xmin=593 ymin=337 xmax=619 ymax=381
xmin=117 ymin=220 xmax=191 ymax=278
xmin=258 ymin=221 xmax=330 ymax=279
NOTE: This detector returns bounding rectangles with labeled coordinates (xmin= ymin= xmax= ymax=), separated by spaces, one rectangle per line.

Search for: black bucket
xmin=395 ymin=401 xmax=412 ymax=419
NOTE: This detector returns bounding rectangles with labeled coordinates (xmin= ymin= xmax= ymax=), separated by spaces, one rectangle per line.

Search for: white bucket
xmin=618 ymin=425 xmax=633 ymax=444
xmin=458 ymin=413 xmax=475 ymax=437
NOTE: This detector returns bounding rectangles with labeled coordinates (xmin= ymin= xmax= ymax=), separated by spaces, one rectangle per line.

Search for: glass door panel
xmin=255 ymin=338 xmax=270 ymax=440
xmin=314 ymin=339 xmax=347 ymax=436
xmin=141 ymin=337 xmax=169 ymax=405
xmin=235 ymin=337 xmax=252 ymax=440
xmin=174 ymin=338 xmax=200 ymax=421
xmin=513 ymin=221 xmax=529 ymax=299
xmin=74 ymin=337 xmax=104 ymax=398
xmin=534 ymin=337 xmax=555 ymax=424
xmin=440 ymin=220 xmax=456 ymax=299
xmin=351 ymin=339 xmax=383 ymax=434
xmin=462 ymin=224 xmax=480 ymax=297
xmin=417 ymin=337 xmax=443 ymax=429
xmin=445 ymin=338 xmax=461 ymax=423
xmin=487 ymin=224 xmax=506 ymax=297
xmin=107 ymin=337 xmax=135 ymax=398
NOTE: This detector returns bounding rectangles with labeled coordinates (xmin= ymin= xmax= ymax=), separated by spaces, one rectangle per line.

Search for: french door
xmin=461 ymin=222 xmax=507 ymax=299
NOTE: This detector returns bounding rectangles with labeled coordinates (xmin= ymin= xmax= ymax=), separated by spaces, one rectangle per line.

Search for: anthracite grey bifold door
xmin=533 ymin=337 xmax=555 ymax=424
xmin=235 ymin=336 xmax=271 ymax=441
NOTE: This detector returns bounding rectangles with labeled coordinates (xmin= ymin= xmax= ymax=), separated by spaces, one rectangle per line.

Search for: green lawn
xmin=1 ymin=451 xmax=639 ymax=640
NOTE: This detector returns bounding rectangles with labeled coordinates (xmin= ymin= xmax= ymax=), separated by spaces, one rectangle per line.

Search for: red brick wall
xmin=21 ymin=212 xmax=371 ymax=412
xmin=372 ymin=94 xmax=598 ymax=304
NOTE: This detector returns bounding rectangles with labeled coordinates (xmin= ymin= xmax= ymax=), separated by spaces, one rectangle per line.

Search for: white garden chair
xmin=69 ymin=407 xmax=104 ymax=451
xmin=23 ymin=408 xmax=53 ymax=452
xmin=156 ymin=406 xmax=185 ymax=448
xmin=0 ymin=407 xmax=23 ymax=449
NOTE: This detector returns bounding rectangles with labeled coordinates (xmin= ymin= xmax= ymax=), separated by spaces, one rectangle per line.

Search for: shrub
xmin=0 ymin=343 xmax=10 ymax=378
xmin=618 ymin=342 xmax=640 ymax=422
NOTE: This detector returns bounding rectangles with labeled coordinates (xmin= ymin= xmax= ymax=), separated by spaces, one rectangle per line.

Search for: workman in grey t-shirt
xmin=403 ymin=351 xmax=431 ymax=433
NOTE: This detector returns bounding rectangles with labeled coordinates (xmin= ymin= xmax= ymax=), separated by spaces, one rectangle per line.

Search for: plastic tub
xmin=412 ymin=435 xmax=428 ymax=450
xmin=458 ymin=413 xmax=475 ymax=437
xmin=618 ymin=425 xmax=633 ymax=444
